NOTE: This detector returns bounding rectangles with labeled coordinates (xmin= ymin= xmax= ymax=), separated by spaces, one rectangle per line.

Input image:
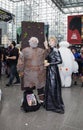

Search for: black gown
xmin=44 ymin=47 xmax=65 ymax=114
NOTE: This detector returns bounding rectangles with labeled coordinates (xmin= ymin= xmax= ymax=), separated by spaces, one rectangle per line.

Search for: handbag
xmin=21 ymin=90 xmax=40 ymax=112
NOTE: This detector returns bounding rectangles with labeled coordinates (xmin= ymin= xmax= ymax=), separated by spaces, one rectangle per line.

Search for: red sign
xmin=67 ymin=15 xmax=83 ymax=44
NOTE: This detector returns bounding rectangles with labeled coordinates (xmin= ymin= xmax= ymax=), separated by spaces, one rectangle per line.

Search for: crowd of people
xmin=0 ymin=36 xmax=83 ymax=114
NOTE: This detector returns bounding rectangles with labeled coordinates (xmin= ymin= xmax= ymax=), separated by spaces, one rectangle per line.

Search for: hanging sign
xmin=0 ymin=8 xmax=15 ymax=22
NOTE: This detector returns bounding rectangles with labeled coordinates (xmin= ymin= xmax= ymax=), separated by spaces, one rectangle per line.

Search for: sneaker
xmin=13 ymin=81 xmax=20 ymax=85
xmin=6 ymin=83 xmax=11 ymax=87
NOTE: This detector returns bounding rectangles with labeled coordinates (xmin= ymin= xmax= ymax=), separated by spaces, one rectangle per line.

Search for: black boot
xmin=81 ymin=82 xmax=83 ymax=87
xmin=37 ymin=87 xmax=45 ymax=105
xmin=74 ymin=81 xmax=77 ymax=85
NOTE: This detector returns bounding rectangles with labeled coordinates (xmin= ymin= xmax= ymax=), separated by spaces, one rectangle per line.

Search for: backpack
xmin=21 ymin=90 xmax=40 ymax=112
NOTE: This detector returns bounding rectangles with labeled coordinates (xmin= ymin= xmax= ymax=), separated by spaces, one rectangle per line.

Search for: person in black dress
xmin=44 ymin=37 xmax=65 ymax=114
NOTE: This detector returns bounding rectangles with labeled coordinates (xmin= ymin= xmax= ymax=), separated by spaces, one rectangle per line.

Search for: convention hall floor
xmin=0 ymin=76 xmax=83 ymax=130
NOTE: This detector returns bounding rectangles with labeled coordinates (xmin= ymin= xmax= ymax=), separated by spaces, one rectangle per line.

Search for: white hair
xmin=28 ymin=37 xmax=39 ymax=48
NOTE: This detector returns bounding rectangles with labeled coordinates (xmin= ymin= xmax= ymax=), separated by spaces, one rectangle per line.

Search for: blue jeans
xmin=8 ymin=65 xmax=20 ymax=84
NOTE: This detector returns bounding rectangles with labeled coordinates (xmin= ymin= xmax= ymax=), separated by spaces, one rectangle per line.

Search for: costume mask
xmin=29 ymin=37 xmax=39 ymax=48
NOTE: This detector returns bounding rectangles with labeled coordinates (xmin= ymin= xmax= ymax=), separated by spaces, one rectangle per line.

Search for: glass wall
xmin=0 ymin=0 xmax=68 ymax=45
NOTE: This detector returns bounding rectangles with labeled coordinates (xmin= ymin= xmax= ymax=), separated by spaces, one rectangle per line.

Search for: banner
xmin=21 ymin=21 xmax=45 ymax=48
xmin=0 ymin=8 xmax=15 ymax=22
xmin=67 ymin=15 xmax=83 ymax=44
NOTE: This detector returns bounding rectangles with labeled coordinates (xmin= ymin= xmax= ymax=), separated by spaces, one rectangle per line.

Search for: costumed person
xmin=44 ymin=36 xmax=65 ymax=114
xmin=59 ymin=41 xmax=78 ymax=87
xmin=17 ymin=37 xmax=47 ymax=104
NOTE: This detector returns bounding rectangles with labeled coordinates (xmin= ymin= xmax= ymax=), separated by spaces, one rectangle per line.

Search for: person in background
xmin=0 ymin=47 xmax=3 ymax=79
xmin=44 ymin=36 xmax=65 ymax=114
xmin=6 ymin=41 xmax=20 ymax=87
xmin=5 ymin=45 xmax=12 ymax=77
xmin=71 ymin=48 xmax=80 ymax=85
xmin=78 ymin=47 xmax=83 ymax=87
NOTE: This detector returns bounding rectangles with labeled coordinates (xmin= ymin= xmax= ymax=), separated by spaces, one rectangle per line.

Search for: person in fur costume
xmin=17 ymin=37 xmax=47 ymax=103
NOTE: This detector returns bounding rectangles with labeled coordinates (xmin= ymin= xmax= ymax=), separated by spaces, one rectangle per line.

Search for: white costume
xmin=59 ymin=41 xmax=78 ymax=87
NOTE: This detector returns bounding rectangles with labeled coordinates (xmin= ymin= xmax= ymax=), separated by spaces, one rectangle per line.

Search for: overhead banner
xmin=67 ymin=15 xmax=83 ymax=44
xmin=21 ymin=21 xmax=45 ymax=49
xmin=0 ymin=8 xmax=15 ymax=22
